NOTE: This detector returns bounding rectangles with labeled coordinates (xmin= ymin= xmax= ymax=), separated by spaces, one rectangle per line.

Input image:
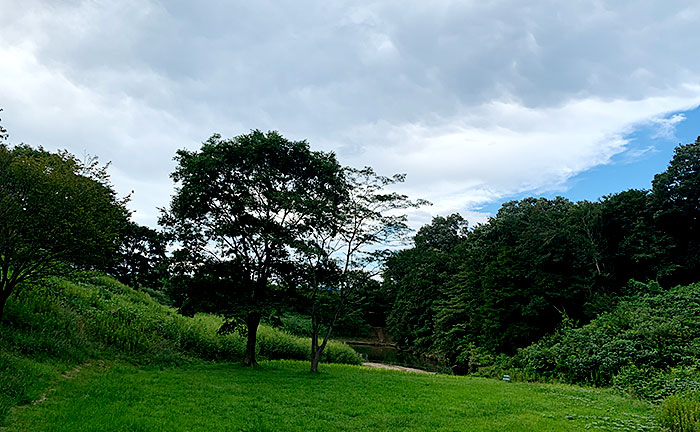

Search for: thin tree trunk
xmin=310 ymin=319 xmax=319 ymax=372
xmin=0 ymin=288 xmax=11 ymax=323
xmin=310 ymin=347 xmax=322 ymax=373
xmin=310 ymin=325 xmax=334 ymax=373
xmin=243 ymin=311 xmax=261 ymax=366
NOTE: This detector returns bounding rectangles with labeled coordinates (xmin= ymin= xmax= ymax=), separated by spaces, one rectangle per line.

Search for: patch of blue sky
xmin=480 ymin=105 xmax=700 ymax=215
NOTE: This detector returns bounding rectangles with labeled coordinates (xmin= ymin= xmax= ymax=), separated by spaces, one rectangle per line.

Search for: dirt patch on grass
xmin=363 ymin=362 xmax=435 ymax=374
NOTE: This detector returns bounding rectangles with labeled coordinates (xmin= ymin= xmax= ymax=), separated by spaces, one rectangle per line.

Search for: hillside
xmin=0 ymin=273 xmax=360 ymax=424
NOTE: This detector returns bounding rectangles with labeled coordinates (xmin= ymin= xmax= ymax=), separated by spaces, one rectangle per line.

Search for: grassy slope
xmin=5 ymin=360 xmax=658 ymax=432
xmin=0 ymin=273 xmax=359 ymax=424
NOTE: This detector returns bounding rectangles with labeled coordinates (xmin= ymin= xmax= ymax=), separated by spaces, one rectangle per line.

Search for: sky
xmin=1 ymin=1 xmax=700 ymax=229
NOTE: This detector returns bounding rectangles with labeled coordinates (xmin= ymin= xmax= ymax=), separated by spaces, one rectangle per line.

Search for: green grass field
xmin=5 ymin=360 xmax=658 ymax=431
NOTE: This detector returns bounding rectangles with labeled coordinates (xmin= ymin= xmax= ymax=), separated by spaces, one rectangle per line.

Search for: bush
xmin=657 ymin=392 xmax=700 ymax=432
xmin=278 ymin=312 xmax=313 ymax=337
xmin=257 ymin=326 xmax=361 ymax=365
xmin=515 ymin=282 xmax=700 ymax=387
xmin=614 ymin=365 xmax=700 ymax=403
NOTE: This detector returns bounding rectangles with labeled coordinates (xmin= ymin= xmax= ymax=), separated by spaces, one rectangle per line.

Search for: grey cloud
xmin=2 ymin=0 xmax=700 ymax=227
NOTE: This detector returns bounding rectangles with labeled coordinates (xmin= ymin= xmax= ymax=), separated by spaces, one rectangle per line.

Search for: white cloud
xmin=651 ymin=113 xmax=687 ymax=140
xmin=2 ymin=0 xmax=700 ymax=229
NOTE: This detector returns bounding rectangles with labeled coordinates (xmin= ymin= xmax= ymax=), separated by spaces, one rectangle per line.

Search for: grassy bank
xmin=0 ymin=273 xmax=360 ymax=424
xmin=4 ymin=360 xmax=657 ymax=431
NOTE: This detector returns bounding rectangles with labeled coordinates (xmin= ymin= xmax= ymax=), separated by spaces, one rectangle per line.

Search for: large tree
xmin=160 ymin=131 xmax=346 ymax=366
xmin=0 ymin=144 xmax=128 ymax=321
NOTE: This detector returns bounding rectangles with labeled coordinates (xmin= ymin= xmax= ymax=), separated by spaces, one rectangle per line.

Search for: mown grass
xmin=0 ymin=273 xmax=360 ymax=424
xmin=4 ymin=360 xmax=658 ymax=431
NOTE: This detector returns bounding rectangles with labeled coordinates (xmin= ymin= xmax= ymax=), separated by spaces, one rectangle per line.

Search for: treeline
xmin=384 ymin=137 xmax=700 ymax=374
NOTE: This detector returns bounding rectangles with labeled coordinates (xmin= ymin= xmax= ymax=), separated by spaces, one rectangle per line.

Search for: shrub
xmin=278 ymin=312 xmax=313 ymax=337
xmin=257 ymin=326 xmax=361 ymax=365
xmin=657 ymin=392 xmax=700 ymax=432
xmin=614 ymin=365 xmax=700 ymax=403
xmin=515 ymin=282 xmax=700 ymax=387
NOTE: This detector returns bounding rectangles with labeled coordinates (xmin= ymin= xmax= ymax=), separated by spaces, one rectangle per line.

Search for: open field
xmin=5 ymin=360 xmax=658 ymax=432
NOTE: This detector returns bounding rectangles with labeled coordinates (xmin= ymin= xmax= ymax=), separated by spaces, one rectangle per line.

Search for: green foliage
xmin=110 ymin=220 xmax=168 ymax=291
xmin=256 ymin=326 xmax=360 ymax=364
xmin=613 ymin=365 xmax=700 ymax=403
xmin=385 ymin=138 xmax=700 ymax=369
xmin=599 ymin=189 xmax=670 ymax=288
xmin=434 ymin=197 xmax=603 ymax=360
xmin=0 ymin=144 xmax=128 ymax=319
xmin=657 ymin=392 xmax=700 ymax=432
xmin=385 ymin=214 xmax=466 ymax=351
xmin=161 ymin=130 xmax=347 ymax=365
xmin=293 ymin=166 xmax=426 ymax=371
xmin=651 ymin=136 xmax=700 ymax=286
xmin=515 ymin=282 xmax=700 ymax=387
xmin=278 ymin=312 xmax=313 ymax=337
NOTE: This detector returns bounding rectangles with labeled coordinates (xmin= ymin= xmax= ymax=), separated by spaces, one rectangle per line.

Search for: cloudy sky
xmin=2 ymin=0 xmax=700 ymax=228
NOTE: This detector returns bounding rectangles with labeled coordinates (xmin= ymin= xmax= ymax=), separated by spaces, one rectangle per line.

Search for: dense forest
xmin=383 ymin=137 xmax=700 ymax=390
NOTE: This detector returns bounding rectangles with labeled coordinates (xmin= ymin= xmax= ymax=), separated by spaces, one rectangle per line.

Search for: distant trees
xmin=383 ymin=135 xmax=700 ymax=371
xmin=161 ymin=131 xmax=346 ymax=366
xmin=110 ymin=220 xmax=168 ymax=290
xmin=0 ymin=144 xmax=128 ymax=321
xmin=651 ymin=137 xmax=700 ymax=286
xmin=385 ymin=214 xmax=467 ymax=351
xmin=434 ymin=197 xmax=602 ymax=358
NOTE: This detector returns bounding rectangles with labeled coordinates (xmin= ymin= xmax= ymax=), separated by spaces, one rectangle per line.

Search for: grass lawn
xmin=4 ymin=360 xmax=658 ymax=431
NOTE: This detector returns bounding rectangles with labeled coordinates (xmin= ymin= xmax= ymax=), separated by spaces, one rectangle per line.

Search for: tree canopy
xmin=110 ymin=220 xmax=168 ymax=290
xmin=161 ymin=130 xmax=346 ymax=366
xmin=0 ymin=144 xmax=128 ymax=320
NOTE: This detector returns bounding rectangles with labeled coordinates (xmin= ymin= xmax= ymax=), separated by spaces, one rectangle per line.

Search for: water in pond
xmin=346 ymin=342 xmax=446 ymax=373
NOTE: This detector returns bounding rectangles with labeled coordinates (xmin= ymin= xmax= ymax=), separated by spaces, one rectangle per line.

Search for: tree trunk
xmin=0 ymin=288 xmax=10 ymax=323
xmin=310 ymin=312 xmax=320 ymax=372
xmin=310 ymin=347 xmax=322 ymax=373
xmin=310 ymin=326 xmax=333 ymax=373
xmin=243 ymin=311 xmax=261 ymax=366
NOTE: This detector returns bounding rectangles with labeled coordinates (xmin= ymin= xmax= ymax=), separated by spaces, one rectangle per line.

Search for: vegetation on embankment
xmin=0 ymin=273 xmax=360 ymax=425
xmin=4 ymin=360 xmax=658 ymax=432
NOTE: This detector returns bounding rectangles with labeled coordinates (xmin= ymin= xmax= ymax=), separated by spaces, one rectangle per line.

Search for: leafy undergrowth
xmin=0 ymin=273 xmax=360 ymax=424
xmin=4 ymin=360 xmax=658 ymax=431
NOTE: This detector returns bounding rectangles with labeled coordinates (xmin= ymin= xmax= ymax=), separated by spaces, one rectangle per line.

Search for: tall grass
xmin=657 ymin=392 xmax=700 ymax=432
xmin=0 ymin=273 xmax=360 ymax=424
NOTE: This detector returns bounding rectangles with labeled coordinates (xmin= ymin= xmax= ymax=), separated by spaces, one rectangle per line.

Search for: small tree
xmin=302 ymin=167 xmax=427 ymax=372
xmin=160 ymin=131 xmax=346 ymax=366
xmin=0 ymin=143 xmax=128 ymax=321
